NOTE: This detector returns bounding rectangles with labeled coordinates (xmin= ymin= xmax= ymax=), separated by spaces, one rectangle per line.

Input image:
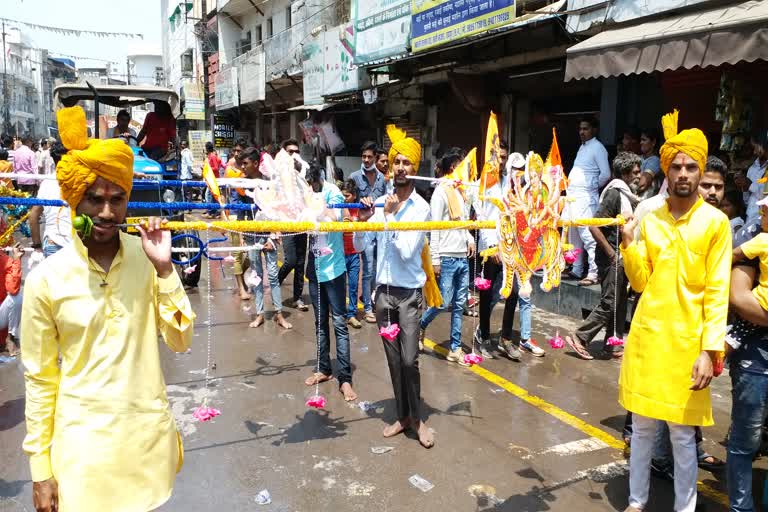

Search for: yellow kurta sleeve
xmin=739 ymin=232 xmax=767 ymax=260
xmin=621 ymin=221 xmax=652 ymax=293
xmin=21 ymin=271 xmax=60 ymax=482
xmin=156 ymin=270 xmax=195 ymax=353
xmin=701 ymin=218 xmax=732 ymax=352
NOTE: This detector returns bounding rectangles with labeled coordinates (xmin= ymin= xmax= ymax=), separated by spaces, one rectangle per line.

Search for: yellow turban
xmin=386 ymin=124 xmax=421 ymax=173
xmin=56 ymin=106 xmax=134 ymax=209
xmin=659 ymin=109 xmax=708 ymax=175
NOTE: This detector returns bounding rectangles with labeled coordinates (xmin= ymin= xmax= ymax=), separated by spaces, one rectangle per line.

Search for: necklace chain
xmin=87 ymin=258 xmax=109 ymax=286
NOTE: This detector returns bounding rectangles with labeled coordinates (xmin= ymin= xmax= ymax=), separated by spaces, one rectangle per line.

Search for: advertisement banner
xmin=411 ymin=0 xmax=515 ymax=52
xmin=352 ymin=0 xmax=411 ymax=65
xmin=323 ymin=24 xmax=370 ymax=96
xmin=182 ymin=79 xmax=206 ymax=120
xmin=212 ymin=114 xmax=235 ymax=149
xmin=235 ymin=48 xmax=266 ymax=105
xmin=188 ymin=130 xmax=212 ymax=174
xmin=214 ymin=66 xmax=239 ymax=110
xmin=302 ymin=35 xmax=324 ymax=105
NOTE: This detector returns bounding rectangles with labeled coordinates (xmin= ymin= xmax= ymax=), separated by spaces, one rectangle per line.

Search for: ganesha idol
xmin=482 ymin=152 xmax=574 ymax=299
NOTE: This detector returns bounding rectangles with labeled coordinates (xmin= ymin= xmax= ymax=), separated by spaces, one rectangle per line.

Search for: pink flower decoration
xmin=563 ymin=248 xmax=582 ymax=264
xmin=474 ymin=277 xmax=491 ymax=290
xmin=606 ymin=336 xmax=625 ymax=346
xmin=379 ymin=323 xmax=400 ymax=341
xmin=548 ymin=335 xmax=565 ymax=349
xmin=463 ymin=352 xmax=483 ymax=365
xmin=183 ymin=265 xmax=197 ymax=275
xmin=319 ymin=246 xmax=333 ymax=256
xmin=306 ymin=395 xmax=326 ymax=409
xmin=223 ymin=255 xmax=236 ymax=263
xmin=193 ymin=405 xmax=221 ymax=422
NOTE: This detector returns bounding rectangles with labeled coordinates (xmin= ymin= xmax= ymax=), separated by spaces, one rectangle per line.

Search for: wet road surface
xmin=0 ymin=261 xmax=740 ymax=511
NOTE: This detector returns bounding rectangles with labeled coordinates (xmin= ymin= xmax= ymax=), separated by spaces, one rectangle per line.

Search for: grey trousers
xmin=375 ymin=286 xmax=423 ymax=421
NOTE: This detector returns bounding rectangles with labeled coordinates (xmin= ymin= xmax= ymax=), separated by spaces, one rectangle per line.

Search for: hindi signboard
xmin=214 ymin=65 xmax=239 ymax=110
xmin=302 ymin=35 xmax=325 ymax=105
xmin=411 ymin=0 xmax=515 ymax=52
xmin=323 ymin=24 xmax=370 ymax=96
xmin=352 ymin=0 xmax=411 ymax=65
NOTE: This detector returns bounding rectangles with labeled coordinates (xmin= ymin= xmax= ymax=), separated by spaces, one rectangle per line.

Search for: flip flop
xmin=565 ymin=335 xmax=594 ymax=360
xmin=698 ymin=454 xmax=726 ymax=472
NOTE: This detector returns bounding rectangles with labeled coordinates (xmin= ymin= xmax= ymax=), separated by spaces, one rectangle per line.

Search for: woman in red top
xmin=0 ymin=244 xmax=23 ymax=356
xmin=137 ymin=102 xmax=177 ymax=161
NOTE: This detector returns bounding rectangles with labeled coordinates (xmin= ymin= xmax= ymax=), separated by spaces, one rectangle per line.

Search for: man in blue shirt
xmin=727 ymin=259 xmax=768 ymax=511
xmin=356 ymin=129 xmax=434 ymax=449
xmin=304 ymin=164 xmax=357 ymax=402
xmin=350 ymin=141 xmax=388 ymax=323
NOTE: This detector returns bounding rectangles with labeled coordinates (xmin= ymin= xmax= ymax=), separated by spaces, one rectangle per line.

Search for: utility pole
xmin=126 ymin=56 xmax=131 ymax=85
xmin=2 ymin=21 xmax=11 ymax=135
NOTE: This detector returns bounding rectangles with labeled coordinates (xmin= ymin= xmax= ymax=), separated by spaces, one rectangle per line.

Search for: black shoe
xmin=650 ymin=459 xmax=674 ymax=482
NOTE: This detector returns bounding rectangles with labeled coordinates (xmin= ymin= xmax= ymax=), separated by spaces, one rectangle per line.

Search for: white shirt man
xmin=566 ymin=119 xmax=611 ymax=283
xmin=37 ymin=179 xmax=72 ymax=256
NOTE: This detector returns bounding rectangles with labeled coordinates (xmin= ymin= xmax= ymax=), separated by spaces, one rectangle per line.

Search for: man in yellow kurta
xmin=619 ymin=110 xmax=730 ymax=512
xmin=22 ymin=106 xmax=195 ymax=512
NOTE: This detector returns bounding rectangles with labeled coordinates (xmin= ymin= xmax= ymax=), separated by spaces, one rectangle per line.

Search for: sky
xmin=4 ymin=0 xmax=162 ymax=75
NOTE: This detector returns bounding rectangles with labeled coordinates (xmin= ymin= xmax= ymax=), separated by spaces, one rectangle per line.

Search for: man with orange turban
xmin=21 ymin=106 xmax=195 ymax=512
xmin=356 ymin=124 xmax=437 ymax=449
xmin=619 ymin=110 xmax=730 ymax=512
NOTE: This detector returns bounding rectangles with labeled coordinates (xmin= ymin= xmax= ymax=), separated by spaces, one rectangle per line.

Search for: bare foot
xmin=305 ymin=372 xmax=333 ymax=386
xmin=239 ymin=290 xmax=253 ymax=300
xmin=275 ymin=314 xmax=293 ymax=329
xmin=383 ymin=418 xmax=411 ymax=438
xmin=340 ymin=382 xmax=358 ymax=401
xmin=414 ymin=420 xmax=434 ymax=448
xmin=249 ymin=315 xmax=265 ymax=328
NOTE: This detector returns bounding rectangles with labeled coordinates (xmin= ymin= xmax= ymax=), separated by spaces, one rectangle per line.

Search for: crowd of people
xmin=4 ymin=101 xmax=768 ymax=511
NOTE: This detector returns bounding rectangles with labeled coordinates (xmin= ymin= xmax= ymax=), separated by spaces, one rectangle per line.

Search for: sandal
xmin=577 ymin=277 xmax=599 ymax=286
xmin=565 ymin=335 xmax=594 ymax=360
xmin=698 ymin=454 xmax=726 ymax=472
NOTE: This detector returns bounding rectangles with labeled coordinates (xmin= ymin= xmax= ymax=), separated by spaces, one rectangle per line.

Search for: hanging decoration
xmin=0 ymin=16 xmax=143 ymax=39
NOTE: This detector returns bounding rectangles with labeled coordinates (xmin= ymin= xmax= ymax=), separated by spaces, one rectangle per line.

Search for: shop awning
xmin=287 ymin=103 xmax=333 ymax=112
xmin=564 ymin=0 xmax=768 ymax=81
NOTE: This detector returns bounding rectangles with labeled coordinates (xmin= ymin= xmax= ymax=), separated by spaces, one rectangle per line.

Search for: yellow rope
xmin=160 ymin=217 xmax=624 ymax=233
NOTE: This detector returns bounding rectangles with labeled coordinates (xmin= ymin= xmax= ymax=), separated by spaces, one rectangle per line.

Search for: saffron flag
xmin=479 ymin=111 xmax=501 ymax=195
xmin=443 ymin=147 xmax=477 ymax=186
xmin=544 ymin=127 xmax=567 ymax=192
xmin=202 ymin=160 xmax=229 ymax=219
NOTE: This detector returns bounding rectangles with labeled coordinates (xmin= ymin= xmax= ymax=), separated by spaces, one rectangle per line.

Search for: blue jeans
xmin=361 ymin=241 xmax=375 ymax=313
xmin=728 ymin=368 xmax=768 ymax=512
xmin=420 ymin=256 xmax=469 ymax=351
xmin=345 ymin=253 xmax=361 ymax=319
xmin=42 ymin=238 xmax=62 ymax=258
xmin=308 ymin=273 xmax=352 ymax=385
xmin=249 ymin=247 xmax=282 ymax=315
xmin=490 ymin=282 xmax=532 ymax=341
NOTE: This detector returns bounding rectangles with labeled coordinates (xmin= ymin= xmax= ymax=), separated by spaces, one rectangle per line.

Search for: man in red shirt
xmin=0 ymin=244 xmax=23 ymax=356
xmin=137 ymin=102 xmax=176 ymax=161
xmin=341 ymin=179 xmax=364 ymax=328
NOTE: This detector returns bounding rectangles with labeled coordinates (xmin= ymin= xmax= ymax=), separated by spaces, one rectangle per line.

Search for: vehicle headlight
xmin=162 ymin=189 xmax=176 ymax=203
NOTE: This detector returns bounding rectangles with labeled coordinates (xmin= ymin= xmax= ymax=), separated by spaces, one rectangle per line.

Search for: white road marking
xmin=523 ymin=437 xmax=609 ymax=459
